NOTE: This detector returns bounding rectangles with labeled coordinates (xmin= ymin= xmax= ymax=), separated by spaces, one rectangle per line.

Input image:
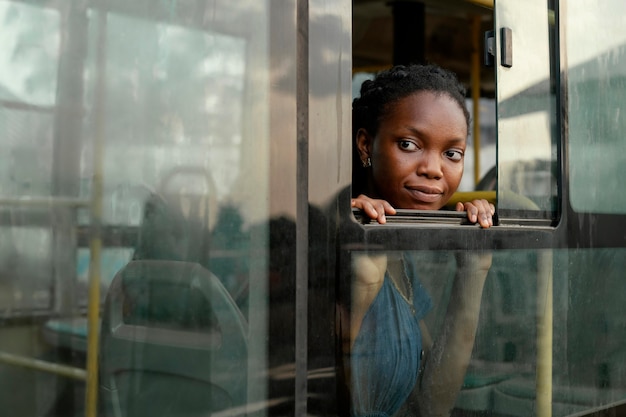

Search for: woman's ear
xmin=355 ymin=128 xmax=372 ymax=162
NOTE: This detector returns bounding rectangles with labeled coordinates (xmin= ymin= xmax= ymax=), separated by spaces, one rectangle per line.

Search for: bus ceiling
xmin=353 ymin=0 xmax=495 ymax=97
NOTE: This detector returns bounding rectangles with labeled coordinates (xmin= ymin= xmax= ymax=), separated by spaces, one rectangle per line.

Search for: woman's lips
xmin=406 ymin=186 xmax=443 ymax=203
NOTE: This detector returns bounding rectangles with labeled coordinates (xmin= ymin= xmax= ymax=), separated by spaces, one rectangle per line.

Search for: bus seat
xmin=455 ymin=361 xmax=521 ymax=412
xmin=98 ymin=260 xmax=248 ymax=417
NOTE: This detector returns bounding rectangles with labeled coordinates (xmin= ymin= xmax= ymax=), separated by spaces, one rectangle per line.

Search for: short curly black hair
xmin=352 ymin=64 xmax=470 ymax=196
xmin=353 ymin=63 xmax=469 ymax=137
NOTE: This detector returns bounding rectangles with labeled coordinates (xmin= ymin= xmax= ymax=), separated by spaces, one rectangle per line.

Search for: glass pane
xmin=342 ymin=246 xmax=626 ymax=416
xmin=554 ymin=248 xmax=626 ymax=414
xmin=0 ymin=1 xmax=272 ymax=416
xmin=567 ymin=0 xmax=626 ymax=214
xmin=81 ymin=12 xmax=247 ymax=228
xmin=495 ymin=1 xmax=558 ymax=214
xmin=341 ymin=248 xmax=551 ymax=417
xmin=0 ymin=0 xmax=60 ymax=320
xmin=465 ymin=247 xmax=626 ymax=416
xmin=89 ymin=3 xmax=270 ymax=417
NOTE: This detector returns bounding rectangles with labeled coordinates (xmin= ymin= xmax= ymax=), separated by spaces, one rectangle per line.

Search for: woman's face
xmin=358 ymin=91 xmax=468 ymax=210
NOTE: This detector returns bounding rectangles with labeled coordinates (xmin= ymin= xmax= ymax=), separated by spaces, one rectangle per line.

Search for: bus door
xmin=336 ymin=0 xmax=622 ymax=416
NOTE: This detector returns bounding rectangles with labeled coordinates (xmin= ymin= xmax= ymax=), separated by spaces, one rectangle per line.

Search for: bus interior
xmin=1 ymin=0 xmax=626 ymax=416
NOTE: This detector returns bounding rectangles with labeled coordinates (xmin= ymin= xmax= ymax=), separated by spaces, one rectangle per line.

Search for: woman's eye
xmin=398 ymin=140 xmax=418 ymax=151
xmin=444 ymin=150 xmax=464 ymax=161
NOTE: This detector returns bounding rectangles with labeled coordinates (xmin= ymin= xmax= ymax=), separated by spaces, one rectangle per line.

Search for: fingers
xmin=457 ymin=199 xmax=496 ymax=228
xmin=353 ymin=196 xmax=495 ymax=227
xmin=352 ymin=194 xmax=396 ymax=224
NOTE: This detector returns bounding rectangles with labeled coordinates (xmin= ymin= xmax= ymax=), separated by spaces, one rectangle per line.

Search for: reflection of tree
xmin=0 ymin=3 xmax=60 ymax=196
xmin=0 ymin=2 xmax=59 ymax=105
xmin=96 ymin=15 xmax=245 ymax=147
xmin=271 ymin=11 xmax=350 ymax=98
xmin=209 ymin=203 xmax=249 ymax=303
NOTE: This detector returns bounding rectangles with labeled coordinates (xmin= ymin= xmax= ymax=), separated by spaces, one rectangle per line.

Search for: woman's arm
xmin=412 ymin=251 xmax=491 ymax=417
xmin=349 ymin=253 xmax=387 ymax=348
xmin=347 ymin=193 xmax=398 ymax=337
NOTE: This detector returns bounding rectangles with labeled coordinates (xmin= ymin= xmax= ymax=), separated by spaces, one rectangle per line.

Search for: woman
xmin=346 ymin=64 xmax=494 ymax=417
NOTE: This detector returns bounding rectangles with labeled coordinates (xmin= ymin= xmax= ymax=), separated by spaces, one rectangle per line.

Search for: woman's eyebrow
xmin=401 ymin=125 xmax=427 ymax=138
xmin=445 ymin=137 xmax=467 ymax=146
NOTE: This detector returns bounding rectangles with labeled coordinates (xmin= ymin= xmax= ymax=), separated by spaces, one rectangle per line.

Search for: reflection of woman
xmin=346 ymin=64 xmax=494 ymax=417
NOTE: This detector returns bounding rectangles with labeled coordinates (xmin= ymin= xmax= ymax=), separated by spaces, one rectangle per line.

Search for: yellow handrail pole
xmin=536 ymin=250 xmax=553 ymax=417
xmin=447 ymin=191 xmax=496 ymax=207
xmin=470 ymin=14 xmax=482 ymax=186
xmin=85 ymin=10 xmax=107 ymax=417
xmin=465 ymin=0 xmax=493 ymax=9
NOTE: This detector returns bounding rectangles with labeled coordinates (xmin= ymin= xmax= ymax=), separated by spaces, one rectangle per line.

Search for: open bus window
xmin=350 ymin=64 xmax=499 ymax=230
xmin=352 ymin=72 xmax=496 ymax=195
xmin=351 ymin=2 xmax=559 ymax=225
xmin=344 ymin=3 xmax=562 ymax=416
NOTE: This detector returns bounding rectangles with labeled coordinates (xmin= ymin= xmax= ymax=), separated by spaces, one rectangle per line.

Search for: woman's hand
xmin=456 ymin=199 xmax=495 ymax=229
xmin=352 ymin=194 xmax=396 ymax=224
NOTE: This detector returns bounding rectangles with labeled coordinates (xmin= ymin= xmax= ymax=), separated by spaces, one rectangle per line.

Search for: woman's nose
xmin=416 ymin=152 xmax=443 ymax=179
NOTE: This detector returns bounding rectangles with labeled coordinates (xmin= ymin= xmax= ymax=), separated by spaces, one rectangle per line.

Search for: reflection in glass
xmin=495 ymin=2 xmax=557 ymax=214
xmin=567 ymin=0 xmax=626 ymax=213
xmin=343 ymin=249 xmax=545 ymax=416
xmin=0 ymin=1 xmax=271 ymax=416
xmin=0 ymin=2 xmax=59 ymax=106
xmin=0 ymin=109 xmax=54 ymax=196
xmin=343 ymin=247 xmax=626 ymax=416
xmin=82 ymin=12 xmax=246 ymax=227
xmin=0 ymin=227 xmax=52 ymax=311
xmin=0 ymin=1 xmax=58 ymax=198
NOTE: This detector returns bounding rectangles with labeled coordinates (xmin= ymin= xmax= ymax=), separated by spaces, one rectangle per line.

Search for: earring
xmin=362 ymin=157 xmax=371 ymax=168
